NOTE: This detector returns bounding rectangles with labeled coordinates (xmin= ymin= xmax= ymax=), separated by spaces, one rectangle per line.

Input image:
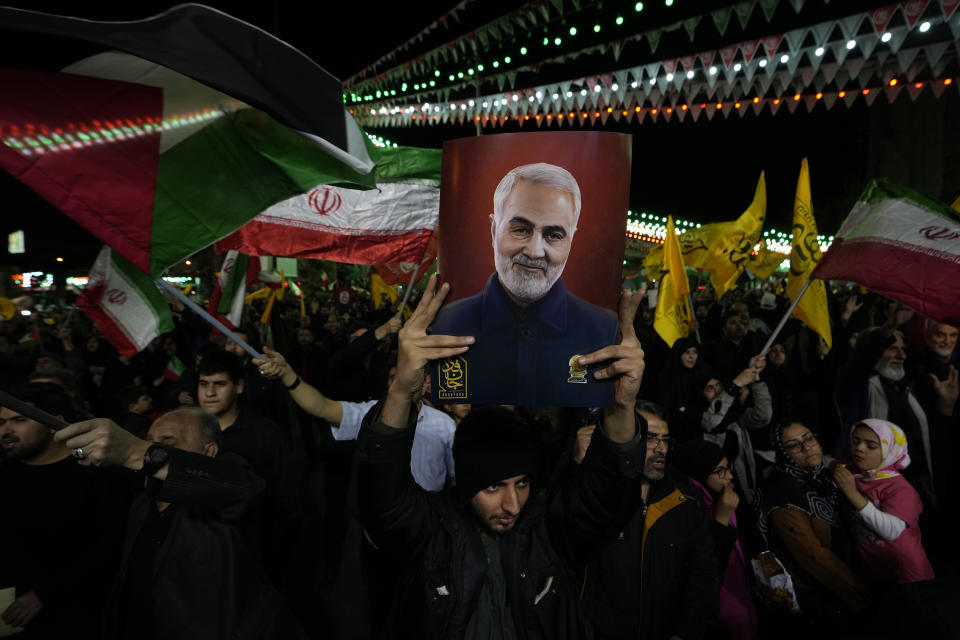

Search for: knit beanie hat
xmin=453 ymin=406 xmax=538 ymax=504
xmin=670 ymin=438 xmax=725 ymax=486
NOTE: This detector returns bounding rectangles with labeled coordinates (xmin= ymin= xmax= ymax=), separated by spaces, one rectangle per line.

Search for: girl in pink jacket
xmin=832 ymin=419 xmax=935 ymax=585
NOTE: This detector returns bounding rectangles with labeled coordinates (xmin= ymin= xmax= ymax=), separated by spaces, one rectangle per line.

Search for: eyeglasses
xmin=644 ymin=434 xmax=672 ymax=449
xmin=782 ymin=432 xmax=818 ymax=453
xmin=710 ymin=465 xmax=732 ymax=477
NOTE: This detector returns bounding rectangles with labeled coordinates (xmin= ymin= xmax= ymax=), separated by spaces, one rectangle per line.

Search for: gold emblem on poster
xmin=567 ymin=355 xmax=587 ymax=384
xmin=437 ymin=356 xmax=468 ymax=399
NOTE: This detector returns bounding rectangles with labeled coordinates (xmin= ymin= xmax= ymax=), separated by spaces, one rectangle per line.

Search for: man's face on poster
xmin=490 ymin=179 xmax=577 ymax=305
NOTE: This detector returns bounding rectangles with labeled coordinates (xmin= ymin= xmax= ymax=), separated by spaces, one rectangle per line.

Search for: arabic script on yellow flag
xmin=644 ymin=173 xmax=766 ymax=299
xmin=787 ymin=158 xmax=832 ymax=349
xmin=702 ymin=172 xmax=767 ymax=298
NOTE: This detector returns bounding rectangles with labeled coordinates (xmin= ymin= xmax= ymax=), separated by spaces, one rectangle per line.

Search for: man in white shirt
xmin=255 ymin=351 xmax=455 ymax=491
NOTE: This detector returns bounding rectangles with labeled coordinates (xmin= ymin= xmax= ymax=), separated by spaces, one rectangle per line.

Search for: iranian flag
xmin=207 ymin=250 xmax=258 ymax=330
xmin=375 ymin=231 xmax=439 ymax=285
xmin=77 ymin=246 xmax=174 ymax=356
xmin=216 ymin=145 xmax=442 ymax=264
xmin=813 ymin=179 xmax=960 ymax=325
xmin=0 ymin=4 xmax=375 ymax=276
xmin=164 ymin=355 xmax=187 ymax=382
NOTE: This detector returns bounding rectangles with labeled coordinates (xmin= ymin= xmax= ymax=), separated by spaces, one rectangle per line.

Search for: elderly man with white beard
xmin=431 ymin=162 xmax=618 ymax=406
xmin=837 ymin=301 xmax=958 ymax=509
xmin=911 ymin=320 xmax=960 ymax=420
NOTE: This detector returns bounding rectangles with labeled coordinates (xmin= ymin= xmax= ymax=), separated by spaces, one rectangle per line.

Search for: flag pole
xmin=686 ymin=292 xmax=701 ymax=343
xmin=760 ymin=278 xmax=812 ymax=354
xmin=156 ymin=278 xmax=263 ymax=360
xmin=0 ymin=389 xmax=69 ymax=430
xmin=396 ymin=267 xmax=421 ymax=319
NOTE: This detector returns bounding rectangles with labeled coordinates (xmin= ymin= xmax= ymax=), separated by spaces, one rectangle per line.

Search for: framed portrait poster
xmin=431 ymin=131 xmax=632 ymax=407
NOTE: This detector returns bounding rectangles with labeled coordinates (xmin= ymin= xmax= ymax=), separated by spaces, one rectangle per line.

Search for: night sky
xmin=1 ymin=0 xmax=957 ymax=276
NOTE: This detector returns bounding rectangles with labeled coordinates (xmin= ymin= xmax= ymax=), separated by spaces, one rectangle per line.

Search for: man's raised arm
xmin=380 ymin=275 xmax=474 ymax=429
xmin=576 ymin=287 xmax=647 ymax=441
xmin=255 ymin=347 xmax=344 ymax=425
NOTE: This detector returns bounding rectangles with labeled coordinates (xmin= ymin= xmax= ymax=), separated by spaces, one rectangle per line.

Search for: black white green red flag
xmin=0 ymin=4 xmax=375 ymax=276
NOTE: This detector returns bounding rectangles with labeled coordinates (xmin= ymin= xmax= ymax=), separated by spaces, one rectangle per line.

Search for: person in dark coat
xmin=656 ymin=336 xmax=707 ymax=444
xmin=577 ymin=401 xmax=719 ymax=640
xmin=357 ymin=276 xmax=647 ymax=638
xmin=0 ymin=383 xmax=135 ymax=640
xmin=55 ymin=407 xmax=306 ymax=640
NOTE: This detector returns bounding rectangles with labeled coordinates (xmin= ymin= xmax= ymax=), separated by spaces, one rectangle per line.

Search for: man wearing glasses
xmin=577 ymin=401 xmax=719 ymax=640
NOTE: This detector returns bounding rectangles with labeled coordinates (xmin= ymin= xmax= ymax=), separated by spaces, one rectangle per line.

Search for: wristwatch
xmin=140 ymin=443 xmax=170 ymax=477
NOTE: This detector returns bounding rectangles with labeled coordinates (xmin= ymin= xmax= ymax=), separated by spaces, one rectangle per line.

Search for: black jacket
xmin=105 ymin=450 xmax=304 ymax=640
xmin=579 ymin=467 xmax=719 ymax=640
xmin=356 ymin=404 xmax=645 ymax=639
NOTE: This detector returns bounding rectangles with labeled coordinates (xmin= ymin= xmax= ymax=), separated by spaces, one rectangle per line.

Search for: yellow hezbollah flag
xmin=952 ymin=195 xmax=959 ymax=211
xmin=644 ymin=173 xmax=766 ymax=298
xmin=653 ymin=216 xmax=693 ymax=347
xmin=370 ymin=273 xmax=399 ymax=307
xmin=702 ymin=172 xmax=766 ymax=298
xmin=786 ymin=158 xmax=832 ymax=349
xmin=644 ymin=221 xmax=732 ymax=280
xmin=746 ymin=240 xmax=785 ymax=279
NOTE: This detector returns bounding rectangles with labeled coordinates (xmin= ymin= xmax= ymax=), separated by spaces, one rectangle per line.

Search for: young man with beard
xmin=577 ymin=401 xmax=718 ymax=640
xmin=357 ymin=276 xmax=647 ymax=637
xmin=430 ymin=163 xmax=618 ymax=407
xmin=0 ymin=383 xmax=134 ymax=640
xmin=196 ymin=351 xmax=301 ymax=590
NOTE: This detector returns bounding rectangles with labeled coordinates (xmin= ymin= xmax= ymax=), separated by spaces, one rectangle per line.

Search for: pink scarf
xmin=689 ymin=478 xmax=756 ymax=640
xmin=852 ymin=419 xmax=911 ymax=481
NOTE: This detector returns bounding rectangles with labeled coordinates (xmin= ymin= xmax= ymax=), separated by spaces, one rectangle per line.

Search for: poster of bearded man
xmin=431 ymin=131 xmax=632 ymax=406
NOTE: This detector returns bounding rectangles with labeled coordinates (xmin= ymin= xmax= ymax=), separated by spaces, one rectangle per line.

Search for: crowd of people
xmin=1 ymin=270 xmax=959 ymax=639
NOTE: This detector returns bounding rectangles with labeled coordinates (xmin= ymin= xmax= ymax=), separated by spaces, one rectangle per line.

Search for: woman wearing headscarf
xmin=656 ymin=336 xmax=706 ymax=444
xmin=832 ymin=419 xmax=935 ymax=586
xmin=673 ymin=440 xmax=757 ymax=640
xmin=756 ymin=419 xmax=870 ymax=618
xmin=760 ymin=341 xmax=802 ymax=424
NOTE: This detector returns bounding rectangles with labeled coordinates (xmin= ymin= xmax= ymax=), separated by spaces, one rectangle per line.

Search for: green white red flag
xmin=813 ymin=179 xmax=960 ymax=326
xmin=216 ymin=145 xmax=442 ymax=265
xmin=375 ymin=231 xmax=439 ymax=285
xmin=207 ymin=250 xmax=258 ymax=330
xmin=164 ymin=355 xmax=186 ymax=382
xmin=77 ymin=246 xmax=174 ymax=356
xmin=0 ymin=4 xmax=375 ymax=276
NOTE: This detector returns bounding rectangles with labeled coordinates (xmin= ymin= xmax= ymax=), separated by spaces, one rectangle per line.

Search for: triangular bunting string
xmin=712 ymin=7 xmax=733 ymax=35
xmin=759 ymin=0 xmax=780 ymax=22
xmin=735 ymin=0 xmax=757 ymax=30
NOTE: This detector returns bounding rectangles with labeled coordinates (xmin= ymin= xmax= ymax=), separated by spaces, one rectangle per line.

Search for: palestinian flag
xmin=813 ymin=179 xmax=960 ymax=326
xmin=0 ymin=4 xmax=374 ymax=276
xmin=216 ymin=145 xmax=442 ymax=265
xmin=164 ymin=354 xmax=186 ymax=382
xmin=77 ymin=246 xmax=174 ymax=356
xmin=208 ymin=250 xmax=258 ymax=330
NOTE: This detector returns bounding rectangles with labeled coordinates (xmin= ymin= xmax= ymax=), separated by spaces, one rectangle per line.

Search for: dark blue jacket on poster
xmin=431 ymin=273 xmax=617 ymax=407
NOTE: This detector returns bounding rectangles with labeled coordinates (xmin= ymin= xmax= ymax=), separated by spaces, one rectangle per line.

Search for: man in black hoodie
xmin=355 ymin=276 xmax=647 ymax=638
